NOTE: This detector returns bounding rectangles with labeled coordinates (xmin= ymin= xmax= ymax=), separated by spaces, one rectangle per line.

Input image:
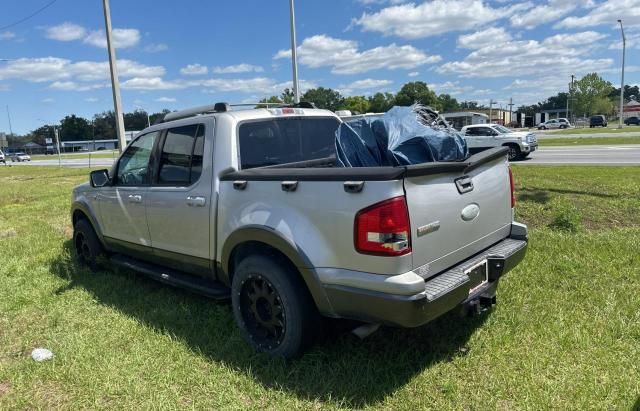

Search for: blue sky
xmin=0 ymin=0 xmax=638 ymax=134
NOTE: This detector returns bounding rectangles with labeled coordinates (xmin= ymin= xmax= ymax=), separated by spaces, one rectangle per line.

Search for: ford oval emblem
xmin=461 ymin=204 xmax=480 ymax=221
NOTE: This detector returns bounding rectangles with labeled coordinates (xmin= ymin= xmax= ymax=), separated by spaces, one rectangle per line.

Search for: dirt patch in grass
xmin=0 ymin=229 xmax=17 ymax=239
xmin=0 ymin=382 xmax=10 ymax=397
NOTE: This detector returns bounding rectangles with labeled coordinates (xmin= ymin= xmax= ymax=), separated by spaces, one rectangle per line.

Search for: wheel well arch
xmin=228 ymin=241 xmax=296 ymax=285
xmin=220 ymin=227 xmax=333 ymax=314
xmin=72 ymin=209 xmax=89 ymax=226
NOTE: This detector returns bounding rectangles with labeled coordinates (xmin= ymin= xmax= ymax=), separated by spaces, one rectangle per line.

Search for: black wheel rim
xmin=239 ymin=275 xmax=285 ymax=350
xmin=508 ymin=147 xmax=517 ymax=160
xmin=74 ymin=232 xmax=92 ymax=261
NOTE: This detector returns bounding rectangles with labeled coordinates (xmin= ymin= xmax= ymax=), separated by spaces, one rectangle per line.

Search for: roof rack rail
xmin=161 ymin=101 xmax=318 ymax=123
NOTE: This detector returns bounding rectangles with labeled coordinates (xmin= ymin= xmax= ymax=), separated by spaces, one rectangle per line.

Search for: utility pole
xmin=488 ymin=99 xmax=496 ymax=124
xmin=508 ymin=97 xmax=514 ymax=127
xmin=567 ymin=74 xmax=574 ymax=124
xmin=617 ymin=19 xmax=626 ymax=129
xmin=289 ymin=0 xmax=300 ymax=103
xmin=102 ymin=0 xmax=127 ymax=152
xmin=54 ymin=127 xmax=61 ymax=168
xmin=6 ymin=105 xmax=14 ymax=137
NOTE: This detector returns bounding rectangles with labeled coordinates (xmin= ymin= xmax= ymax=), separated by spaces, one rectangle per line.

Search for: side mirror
xmin=90 ymin=169 xmax=111 ymax=187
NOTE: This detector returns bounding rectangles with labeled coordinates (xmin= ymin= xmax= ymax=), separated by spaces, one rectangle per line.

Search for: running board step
xmin=110 ymin=254 xmax=230 ymax=299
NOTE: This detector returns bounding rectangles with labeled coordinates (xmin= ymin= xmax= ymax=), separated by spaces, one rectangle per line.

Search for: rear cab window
xmin=156 ymin=124 xmax=205 ymax=186
xmin=238 ymin=117 xmax=340 ymax=169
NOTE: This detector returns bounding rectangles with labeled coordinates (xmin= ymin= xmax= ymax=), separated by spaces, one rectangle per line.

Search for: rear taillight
xmin=355 ymin=196 xmax=411 ymax=256
xmin=509 ymin=166 xmax=516 ymax=208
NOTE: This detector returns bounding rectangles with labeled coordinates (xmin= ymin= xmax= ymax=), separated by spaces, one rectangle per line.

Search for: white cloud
xmin=156 ymin=96 xmax=177 ymax=102
xmin=408 ymin=71 xmax=419 ymax=77
xmin=45 ymin=22 xmax=87 ymax=41
xmin=458 ymin=27 xmax=512 ymax=49
xmin=510 ymin=0 xmax=576 ymax=29
xmin=274 ymin=34 xmax=440 ymax=74
xmin=85 ymin=97 xmax=99 ymax=102
xmin=557 ymin=0 xmax=640 ymax=28
xmin=438 ymin=31 xmax=613 ymax=78
xmin=120 ymin=77 xmax=188 ymax=90
xmin=180 ymin=64 xmax=209 ymax=76
xmin=542 ymin=31 xmax=607 ymax=47
xmin=83 ymin=28 xmax=140 ymax=48
xmin=339 ymin=78 xmax=393 ymax=95
xmin=44 ymin=22 xmax=142 ymax=49
xmin=353 ymin=0 xmax=530 ymax=39
xmin=0 ymin=57 xmax=164 ymax=91
xmin=143 ymin=43 xmax=168 ymax=53
xmin=211 ymin=64 xmax=264 ymax=74
xmin=41 ymin=97 xmax=54 ymax=103
xmin=341 ymin=78 xmax=393 ymax=90
xmin=49 ymin=81 xmax=107 ymax=91
xmin=0 ymin=31 xmax=16 ymax=40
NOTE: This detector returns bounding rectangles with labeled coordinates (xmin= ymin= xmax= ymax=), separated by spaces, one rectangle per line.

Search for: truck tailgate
xmin=404 ymin=149 xmax=512 ymax=278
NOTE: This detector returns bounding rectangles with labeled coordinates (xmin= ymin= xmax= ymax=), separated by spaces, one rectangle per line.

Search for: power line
xmin=0 ymin=0 xmax=58 ymax=32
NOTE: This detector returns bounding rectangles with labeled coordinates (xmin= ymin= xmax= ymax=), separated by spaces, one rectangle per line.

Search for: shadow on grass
xmin=518 ymin=186 xmax=618 ymax=205
xmin=50 ymin=240 xmax=488 ymax=408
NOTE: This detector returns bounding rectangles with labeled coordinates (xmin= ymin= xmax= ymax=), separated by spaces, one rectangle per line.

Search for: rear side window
xmin=157 ymin=124 xmax=205 ymax=186
xmin=238 ymin=117 xmax=340 ymax=169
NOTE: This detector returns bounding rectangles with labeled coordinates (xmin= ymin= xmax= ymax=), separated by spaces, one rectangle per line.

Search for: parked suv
xmin=537 ymin=118 xmax=570 ymax=130
xmin=461 ymin=124 xmax=537 ymax=161
xmin=589 ymin=115 xmax=607 ymax=128
xmin=71 ymin=103 xmax=528 ymax=358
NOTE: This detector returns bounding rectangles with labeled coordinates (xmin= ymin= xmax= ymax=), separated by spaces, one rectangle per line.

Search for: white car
xmin=537 ymin=118 xmax=571 ymax=130
xmin=461 ymin=124 xmax=538 ymax=161
xmin=12 ymin=152 xmax=31 ymax=162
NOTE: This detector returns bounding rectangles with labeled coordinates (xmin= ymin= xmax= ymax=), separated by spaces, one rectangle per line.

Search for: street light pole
xmin=134 ymin=105 xmax=151 ymax=128
xmin=617 ymin=19 xmax=626 ymax=129
xmin=102 ymin=0 xmax=127 ymax=152
xmin=289 ymin=0 xmax=300 ymax=104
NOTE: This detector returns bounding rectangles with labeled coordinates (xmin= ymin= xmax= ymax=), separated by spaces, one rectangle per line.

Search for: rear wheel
xmin=73 ymin=219 xmax=103 ymax=268
xmin=505 ymin=144 xmax=521 ymax=161
xmin=232 ymin=255 xmax=320 ymax=358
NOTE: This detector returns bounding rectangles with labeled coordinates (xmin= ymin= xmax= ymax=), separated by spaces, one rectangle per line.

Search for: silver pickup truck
xmin=71 ymin=103 xmax=528 ymax=358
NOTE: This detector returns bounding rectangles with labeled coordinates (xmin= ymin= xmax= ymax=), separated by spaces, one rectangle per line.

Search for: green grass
xmin=538 ymin=136 xmax=640 ymax=146
xmin=29 ymin=152 xmax=118 ymax=161
xmin=1 ymin=166 xmax=639 ymax=409
xmin=543 ymin=125 xmax=640 ymax=135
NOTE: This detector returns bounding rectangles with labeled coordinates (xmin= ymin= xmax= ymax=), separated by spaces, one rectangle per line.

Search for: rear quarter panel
xmin=217 ymin=179 xmax=412 ymax=275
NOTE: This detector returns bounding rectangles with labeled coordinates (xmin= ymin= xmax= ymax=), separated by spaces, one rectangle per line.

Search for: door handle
xmin=127 ymin=194 xmax=142 ymax=203
xmin=186 ymin=196 xmax=206 ymax=207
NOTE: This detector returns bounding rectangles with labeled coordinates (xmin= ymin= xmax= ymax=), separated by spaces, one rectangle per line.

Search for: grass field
xmin=29 ymin=152 xmax=118 ymax=161
xmin=537 ymin=136 xmax=640 ymax=146
xmin=0 ymin=166 xmax=639 ymax=409
xmin=542 ymin=125 xmax=640 ymax=135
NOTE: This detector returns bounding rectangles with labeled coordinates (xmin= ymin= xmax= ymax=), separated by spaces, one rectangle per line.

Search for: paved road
xmin=7 ymin=145 xmax=640 ymax=168
xmin=7 ymin=157 xmax=114 ymax=168
xmin=519 ymin=145 xmax=640 ymax=165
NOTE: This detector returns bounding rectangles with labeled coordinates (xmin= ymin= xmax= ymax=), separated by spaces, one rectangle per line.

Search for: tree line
xmin=518 ymin=73 xmax=637 ymax=118
xmin=7 ymin=109 xmax=171 ymax=147
xmin=261 ymin=82 xmax=474 ymax=114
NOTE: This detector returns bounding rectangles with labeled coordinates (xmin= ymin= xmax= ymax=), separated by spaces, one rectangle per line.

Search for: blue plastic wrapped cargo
xmin=335 ymin=105 xmax=468 ymax=167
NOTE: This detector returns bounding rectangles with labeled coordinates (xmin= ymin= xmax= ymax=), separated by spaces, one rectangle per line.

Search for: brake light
xmin=509 ymin=166 xmax=516 ymax=208
xmin=355 ymin=196 xmax=411 ymax=256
